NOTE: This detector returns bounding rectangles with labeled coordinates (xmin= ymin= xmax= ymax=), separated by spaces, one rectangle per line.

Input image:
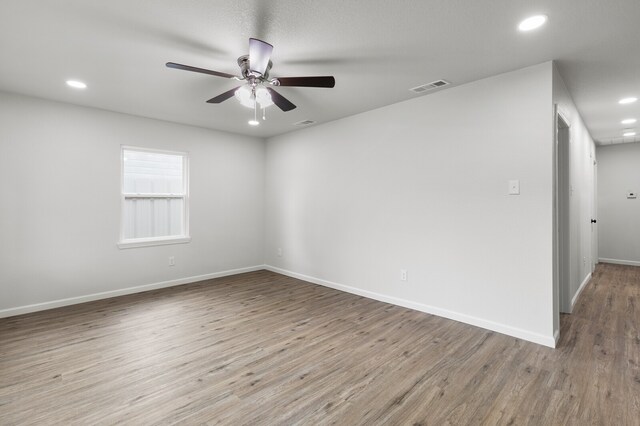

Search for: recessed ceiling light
xmin=623 ymin=131 xmax=636 ymax=137
xmin=621 ymin=118 xmax=637 ymax=125
xmin=619 ymin=97 xmax=638 ymax=105
xmin=66 ymin=80 xmax=87 ymax=89
xmin=248 ymin=120 xmax=259 ymax=126
xmin=518 ymin=15 xmax=548 ymax=31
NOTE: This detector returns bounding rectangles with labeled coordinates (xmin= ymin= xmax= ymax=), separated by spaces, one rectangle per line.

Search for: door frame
xmin=553 ymin=105 xmax=572 ymax=335
xmin=591 ymin=155 xmax=598 ymax=271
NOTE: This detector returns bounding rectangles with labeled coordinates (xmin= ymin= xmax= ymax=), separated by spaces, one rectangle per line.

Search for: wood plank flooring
xmin=1 ymin=263 xmax=639 ymax=425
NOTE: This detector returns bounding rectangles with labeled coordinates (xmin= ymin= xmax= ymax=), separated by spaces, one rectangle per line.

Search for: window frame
xmin=117 ymin=145 xmax=191 ymax=249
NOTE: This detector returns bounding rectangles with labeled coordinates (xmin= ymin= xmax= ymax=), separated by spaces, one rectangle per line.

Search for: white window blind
xmin=119 ymin=147 xmax=190 ymax=248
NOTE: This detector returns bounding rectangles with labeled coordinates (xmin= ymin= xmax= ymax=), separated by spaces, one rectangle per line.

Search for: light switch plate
xmin=508 ymin=180 xmax=520 ymax=195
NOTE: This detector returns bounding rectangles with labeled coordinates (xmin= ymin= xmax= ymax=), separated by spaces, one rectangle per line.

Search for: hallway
xmin=553 ymin=263 xmax=640 ymax=424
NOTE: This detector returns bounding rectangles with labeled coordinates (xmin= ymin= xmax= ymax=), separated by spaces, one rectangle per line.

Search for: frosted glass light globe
xmin=235 ymin=86 xmax=274 ymax=108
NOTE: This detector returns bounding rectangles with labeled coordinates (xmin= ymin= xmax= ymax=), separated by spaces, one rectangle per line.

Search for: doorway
xmin=555 ymin=110 xmax=571 ymax=316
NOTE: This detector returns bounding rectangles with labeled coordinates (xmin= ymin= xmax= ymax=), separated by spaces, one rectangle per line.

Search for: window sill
xmin=117 ymin=236 xmax=191 ymax=249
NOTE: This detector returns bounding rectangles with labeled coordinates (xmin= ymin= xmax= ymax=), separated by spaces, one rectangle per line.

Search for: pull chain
xmin=254 ymin=99 xmax=257 ymax=122
xmin=253 ymin=87 xmax=257 ymax=123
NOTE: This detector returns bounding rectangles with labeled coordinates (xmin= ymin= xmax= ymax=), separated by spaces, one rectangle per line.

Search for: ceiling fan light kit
xmin=167 ymin=38 xmax=335 ymax=126
xmin=235 ymin=86 xmax=273 ymax=109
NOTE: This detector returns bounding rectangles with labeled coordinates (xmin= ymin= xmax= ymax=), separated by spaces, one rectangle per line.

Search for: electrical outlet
xmin=169 ymin=256 xmax=175 ymax=266
xmin=400 ymin=269 xmax=408 ymax=281
xmin=277 ymin=248 xmax=283 ymax=257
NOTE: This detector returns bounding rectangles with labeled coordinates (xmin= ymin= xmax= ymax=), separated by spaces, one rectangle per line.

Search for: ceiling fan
xmin=166 ymin=38 xmax=335 ymax=125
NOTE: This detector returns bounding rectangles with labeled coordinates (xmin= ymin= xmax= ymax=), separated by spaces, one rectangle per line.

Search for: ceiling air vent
xmin=410 ymin=80 xmax=450 ymax=93
xmin=294 ymin=120 xmax=316 ymax=126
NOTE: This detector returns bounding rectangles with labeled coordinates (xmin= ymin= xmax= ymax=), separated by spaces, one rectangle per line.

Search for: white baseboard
xmin=599 ymin=258 xmax=640 ymax=267
xmin=570 ymin=273 xmax=591 ymax=311
xmin=0 ymin=265 xmax=266 ymax=319
xmin=265 ymin=265 xmax=556 ymax=348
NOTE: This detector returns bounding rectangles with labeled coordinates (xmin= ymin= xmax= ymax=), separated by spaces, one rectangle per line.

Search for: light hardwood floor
xmin=1 ymin=263 xmax=639 ymax=425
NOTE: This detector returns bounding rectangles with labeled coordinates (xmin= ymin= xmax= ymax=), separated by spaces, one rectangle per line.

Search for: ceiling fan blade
xmin=206 ymin=86 xmax=242 ymax=104
xmin=266 ymin=87 xmax=296 ymax=111
xmin=249 ymin=38 xmax=273 ymax=76
xmin=166 ymin=62 xmax=236 ymax=79
xmin=274 ymin=76 xmax=335 ymax=88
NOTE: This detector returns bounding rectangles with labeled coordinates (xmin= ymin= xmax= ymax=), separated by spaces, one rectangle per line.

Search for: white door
xmin=557 ymin=121 xmax=571 ymax=313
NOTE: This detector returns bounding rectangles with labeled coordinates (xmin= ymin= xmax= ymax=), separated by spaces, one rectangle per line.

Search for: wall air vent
xmin=409 ymin=80 xmax=450 ymax=93
xmin=294 ymin=120 xmax=316 ymax=126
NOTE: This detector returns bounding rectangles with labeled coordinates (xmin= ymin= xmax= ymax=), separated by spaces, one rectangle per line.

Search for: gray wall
xmin=0 ymin=92 xmax=265 ymax=315
xmin=265 ymin=63 xmax=556 ymax=346
xmin=597 ymin=142 xmax=640 ymax=265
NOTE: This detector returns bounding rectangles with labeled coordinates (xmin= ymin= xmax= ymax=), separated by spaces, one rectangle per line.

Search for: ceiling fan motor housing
xmin=237 ymin=55 xmax=273 ymax=80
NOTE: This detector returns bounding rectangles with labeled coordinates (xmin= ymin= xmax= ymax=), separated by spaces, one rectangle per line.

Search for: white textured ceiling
xmin=0 ymin=0 xmax=638 ymax=142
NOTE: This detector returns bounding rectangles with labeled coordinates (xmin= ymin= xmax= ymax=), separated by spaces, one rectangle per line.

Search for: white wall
xmin=265 ymin=63 xmax=556 ymax=346
xmin=597 ymin=142 xmax=640 ymax=265
xmin=0 ymin=92 xmax=265 ymax=315
xmin=552 ymin=65 xmax=597 ymax=319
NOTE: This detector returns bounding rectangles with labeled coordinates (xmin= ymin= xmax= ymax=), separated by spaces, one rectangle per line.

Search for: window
xmin=118 ymin=147 xmax=190 ymax=248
